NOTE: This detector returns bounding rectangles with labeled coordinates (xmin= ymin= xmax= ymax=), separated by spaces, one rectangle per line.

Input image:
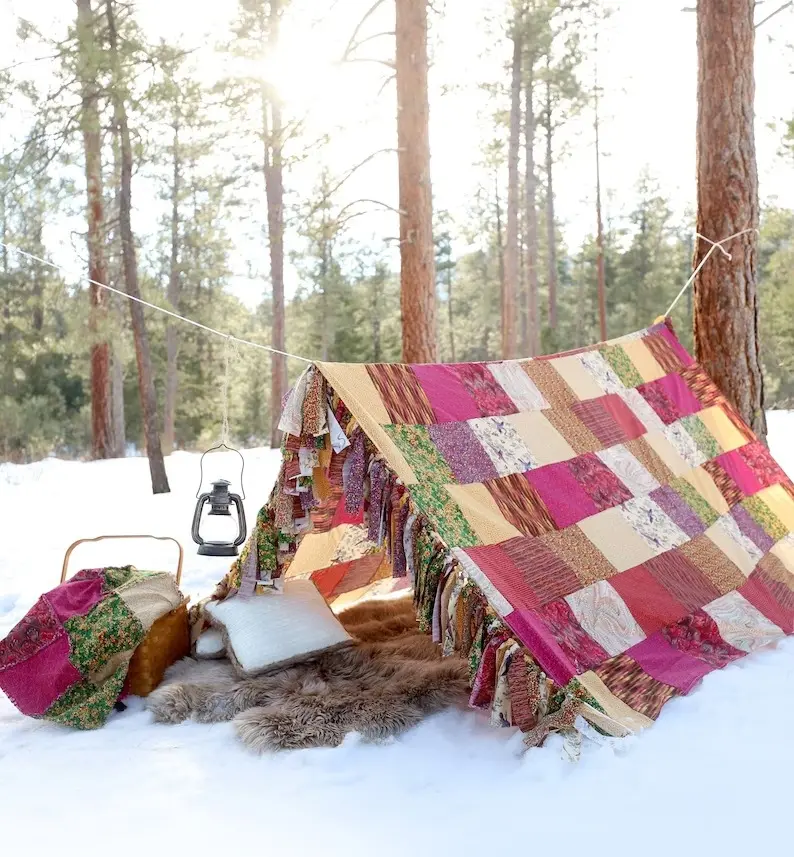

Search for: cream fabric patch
xmin=703 ymin=591 xmax=784 ymax=653
xmin=550 ymin=354 xmax=606 ymax=400
xmin=118 ymin=571 xmax=183 ymax=631
xmin=577 ymin=671 xmax=654 ymax=734
xmin=621 ymin=339 xmax=666 ymax=382
xmin=680 ymin=466 xmax=730 ymax=516
xmin=445 ymin=483 xmax=523 ymax=545
xmin=643 ymin=430 xmax=691 ymax=476
xmin=577 ymin=507 xmax=657 ymax=572
xmin=697 ymin=405 xmax=747 ymax=453
xmin=565 ymin=580 xmax=646 ymax=656
xmin=756 ymin=484 xmax=794 ymax=531
xmin=506 ymin=411 xmax=576 ymax=465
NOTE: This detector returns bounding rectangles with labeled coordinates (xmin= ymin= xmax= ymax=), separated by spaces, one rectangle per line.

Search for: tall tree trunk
xmin=371 ymin=268 xmax=382 ymax=362
xmin=76 ymin=0 xmax=111 ymax=460
xmin=163 ymin=116 xmax=181 ymax=455
xmin=525 ymin=62 xmax=540 ymax=356
xmin=262 ymin=0 xmax=287 ymax=447
xmin=503 ymin=23 xmax=522 ymax=360
xmin=545 ymin=67 xmax=557 ymax=331
xmin=594 ymin=37 xmax=607 ymax=342
xmin=694 ymin=0 xmax=764 ymax=441
xmin=396 ymin=0 xmax=437 ymax=363
xmin=446 ymin=256 xmax=455 ymax=362
xmin=110 ymin=338 xmax=126 ymax=457
xmin=495 ymin=166 xmax=505 ymax=306
xmin=106 ymin=0 xmax=169 ymax=493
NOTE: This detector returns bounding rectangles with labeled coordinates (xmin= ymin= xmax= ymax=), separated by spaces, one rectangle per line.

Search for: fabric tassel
xmin=522 ymin=694 xmax=583 ymax=749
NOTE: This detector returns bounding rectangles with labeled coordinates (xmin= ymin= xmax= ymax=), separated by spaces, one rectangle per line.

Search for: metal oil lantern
xmin=192 ymin=443 xmax=247 ymax=557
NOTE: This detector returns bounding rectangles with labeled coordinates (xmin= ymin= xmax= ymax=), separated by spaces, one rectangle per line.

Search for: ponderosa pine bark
xmin=694 ymin=0 xmax=765 ymax=441
xmin=525 ymin=61 xmax=540 ymax=356
xmin=76 ymin=0 xmax=112 ymax=460
xmin=503 ymin=20 xmax=522 ymax=360
xmin=396 ymin=0 xmax=437 ymax=363
xmin=262 ymin=0 xmax=287 ymax=445
xmin=106 ymin=0 xmax=169 ymax=492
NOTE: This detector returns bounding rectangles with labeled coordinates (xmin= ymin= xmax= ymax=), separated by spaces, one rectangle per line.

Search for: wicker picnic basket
xmin=61 ymin=535 xmax=191 ymax=697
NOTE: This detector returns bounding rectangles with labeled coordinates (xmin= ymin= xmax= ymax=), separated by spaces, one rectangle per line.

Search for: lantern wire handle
xmin=195 ymin=443 xmax=246 ymax=501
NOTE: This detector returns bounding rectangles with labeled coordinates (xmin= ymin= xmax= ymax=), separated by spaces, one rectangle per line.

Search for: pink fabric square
xmin=714 ymin=449 xmax=762 ymax=496
xmin=0 ymin=634 xmax=82 ymax=716
xmin=412 ymin=364 xmax=481 ymax=423
xmin=525 ymin=462 xmax=599 ymax=528
xmin=626 ymin=631 xmax=714 ymax=693
xmin=44 ymin=577 xmax=104 ymax=623
xmin=504 ymin=609 xmax=579 ymax=686
xmin=600 ymin=394 xmax=647 ymax=441
xmin=655 ymin=374 xmax=702 ymax=419
xmin=465 ymin=545 xmax=542 ymax=613
xmin=331 ymin=493 xmax=365 ymax=528
xmin=740 ymin=571 xmax=794 ymax=634
xmin=657 ymin=325 xmax=695 ymax=366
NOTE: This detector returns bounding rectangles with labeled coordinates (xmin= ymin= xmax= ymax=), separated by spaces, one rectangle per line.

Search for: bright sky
xmin=2 ymin=0 xmax=794 ymax=307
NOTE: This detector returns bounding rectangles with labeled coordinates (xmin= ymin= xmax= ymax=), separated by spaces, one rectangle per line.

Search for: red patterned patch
xmin=535 ymin=599 xmax=610 ymax=674
xmin=499 ymin=537 xmax=582 ymax=605
xmin=366 ymin=364 xmax=436 ymax=424
xmin=452 ymin=363 xmax=518 ymax=416
xmin=644 ymin=332 xmax=685 ymax=375
xmin=636 ymin=380 xmax=680 ymax=424
xmin=679 ymin=365 xmax=725 ymax=409
xmin=595 ymin=651 xmax=679 ymax=719
xmin=737 ymin=441 xmax=787 ymax=489
xmin=567 ymin=452 xmax=633 ymax=511
xmin=570 ymin=395 xmax=644 ymax=446
xmin=661 ymin=610 xmax=745 ymax=668
xmin=0 ymin=597 xmax=63 ymax=671
xmin=484 ymin=473 xmax=557 ymax=536
xmin=644 ymin=549 xmax=722 ymax=612
xmin=609 ymin=565 xmax=688 ymax=635
xmin=702 ymin=459 xmax=744 ymax=508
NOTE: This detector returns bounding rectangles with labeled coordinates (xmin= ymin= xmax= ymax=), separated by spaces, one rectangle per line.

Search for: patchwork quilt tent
xmin=211 ymin=319 xmax=794 ymax=746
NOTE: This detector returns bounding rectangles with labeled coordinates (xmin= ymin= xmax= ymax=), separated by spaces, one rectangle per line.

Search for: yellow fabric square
xmin=577 ymin=672 xmax=653 ymax=734
xmin=770 ymin=538 xmax=794 ymax=574
xmin=577 ymin=507 xmax=656 ymax=572
xmin=643 ymin=430 xmax=691 ymax=477
xmin=680 ymin=466 xmax=730 ymax=515
xmin=445 ymin=483 xmax=523 ymax=545
xmin=506 ymin=411 xmax=576 ymax=465
xmin=622 ymin=339 xmax=666 ymax=382
xmin=704 ymin=522 xmax=755 ymax=577
xmin=549 ymin=354 xmax=605 ymax=400
xmin=698 ymin=404 xmax=747 ymax=453
xmin=756 ymin=484 xmax=794 ymax=531
xmin=318 ymin=362 xmax=416 ymax=484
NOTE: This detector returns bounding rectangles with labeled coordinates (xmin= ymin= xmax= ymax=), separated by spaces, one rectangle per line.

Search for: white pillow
xmin=204 ymin=579 xmax=353 ymax=678
xmin=194 ymin=627 xmax=226 ymax=659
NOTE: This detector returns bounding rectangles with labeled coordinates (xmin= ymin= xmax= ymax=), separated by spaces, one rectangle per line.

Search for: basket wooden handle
xmin=60 ymin=535 xmax=184 ymax=586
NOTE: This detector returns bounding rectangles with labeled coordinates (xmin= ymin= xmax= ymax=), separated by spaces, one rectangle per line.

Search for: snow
xmin=2 ymin=418 xmax=794 ymax=855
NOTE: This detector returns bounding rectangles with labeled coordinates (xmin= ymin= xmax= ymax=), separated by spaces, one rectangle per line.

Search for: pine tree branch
xmin=342 ymin=0 xmax=389 ymax=61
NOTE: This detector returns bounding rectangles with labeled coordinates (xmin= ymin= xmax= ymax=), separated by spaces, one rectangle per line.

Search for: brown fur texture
xmin=146 ymin=595 xmax=469 ymax=752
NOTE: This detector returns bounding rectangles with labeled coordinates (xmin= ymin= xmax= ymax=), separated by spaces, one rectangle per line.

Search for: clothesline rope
xmin=0 ymin=242 xmax=314 ymax=364
xmin=663 ymin=227 xmax=759 ymax=319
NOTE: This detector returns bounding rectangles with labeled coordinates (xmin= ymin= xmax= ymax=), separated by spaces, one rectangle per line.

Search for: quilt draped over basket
xmin=211 ymin=319 xmax=794 ymax=745
xmin=0 ymin=567 xmax=183 ymax=728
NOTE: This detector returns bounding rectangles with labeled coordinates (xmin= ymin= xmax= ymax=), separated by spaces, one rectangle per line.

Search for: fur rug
xmin=145 ymin=595 xmax=470 ymax=752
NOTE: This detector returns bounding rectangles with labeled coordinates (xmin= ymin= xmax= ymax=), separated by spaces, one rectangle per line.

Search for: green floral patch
xmin=742 ymin=495 xmax=789 ymax=541
xmin=680 ymin=415 xmax=721 ymax=460
xmin=64 ymin=593 xmax=145 ymax=677
xmin=599 ymin=345 xmax=644 ymax=387
xmin=384 ymin=424 xmax=456 ymax=484
xmin=409 ymin=483 xmax=480 ymax=548
xmin=44 ymin=663 xmax=129 ymax=730
xmin=670 ymin=476 xmax=719 ymax=527
xmin=102 ymin=566 xmax=139 ymax=592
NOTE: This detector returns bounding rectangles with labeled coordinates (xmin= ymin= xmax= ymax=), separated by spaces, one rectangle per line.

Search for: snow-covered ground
xmin=2 ymin=415 xmax=794 ymax=855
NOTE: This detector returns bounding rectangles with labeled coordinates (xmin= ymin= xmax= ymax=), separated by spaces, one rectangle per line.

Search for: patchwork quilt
xmin=220 ymin=319 xmax=794 ymax=738
xmin=0 ymin=567 xmax=183 ymax=728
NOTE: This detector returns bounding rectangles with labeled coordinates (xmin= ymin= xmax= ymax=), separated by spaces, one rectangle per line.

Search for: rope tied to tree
xmin=0 ymin=242 xmax=314 ymax=365
xmin=662 ymin=227 xmax=760 ymax=319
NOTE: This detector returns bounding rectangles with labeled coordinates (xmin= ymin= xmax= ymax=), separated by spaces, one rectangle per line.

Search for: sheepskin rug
xmin=145 ymin=595 xmax=470 ymax=752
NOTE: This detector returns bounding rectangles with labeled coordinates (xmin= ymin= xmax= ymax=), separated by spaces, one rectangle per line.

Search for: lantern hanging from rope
xmin=192 ymin=443 xmax=247 ymax=557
